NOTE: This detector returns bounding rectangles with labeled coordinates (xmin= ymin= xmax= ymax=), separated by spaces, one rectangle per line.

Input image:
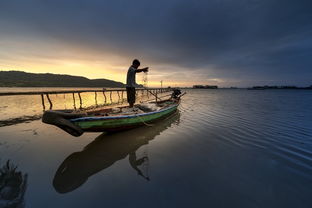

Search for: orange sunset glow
xmin=0 ymin=33 xmax=228 ymax=88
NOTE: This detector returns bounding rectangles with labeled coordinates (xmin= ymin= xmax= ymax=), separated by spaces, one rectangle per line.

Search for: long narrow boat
xmin=42 ymin=91 xmax=184 ymax=137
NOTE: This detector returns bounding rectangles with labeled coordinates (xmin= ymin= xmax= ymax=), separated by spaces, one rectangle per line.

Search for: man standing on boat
xmin=126 ymin=59 xmax=149 ymax=107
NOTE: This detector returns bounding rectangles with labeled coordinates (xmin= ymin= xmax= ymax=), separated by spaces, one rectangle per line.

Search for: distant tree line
xmin=193 ymin=85 xmax=218 ymax=89
xmin=249 ymin=85 xmax=312 ymax=90
xmin=0 ymin=71 xmax=126 ymax=88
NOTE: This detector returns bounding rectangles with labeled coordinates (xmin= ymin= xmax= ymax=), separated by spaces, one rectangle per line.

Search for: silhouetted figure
xmin=126 ymin=59 xmax=149 ymax=107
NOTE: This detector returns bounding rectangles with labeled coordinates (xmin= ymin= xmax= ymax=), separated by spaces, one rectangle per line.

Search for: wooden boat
xmin=42 ymin=91 xmax=184 ymax=137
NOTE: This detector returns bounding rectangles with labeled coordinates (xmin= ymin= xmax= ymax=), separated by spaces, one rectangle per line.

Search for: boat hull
xmin=42 ymin=98 xmax=181 ymax=136
xmin=71 ymin=103 xmax=178 ymax=132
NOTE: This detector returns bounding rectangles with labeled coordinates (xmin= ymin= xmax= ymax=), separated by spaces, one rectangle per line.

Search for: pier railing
xmin=0 ymin=88 xmax=173 ymax=110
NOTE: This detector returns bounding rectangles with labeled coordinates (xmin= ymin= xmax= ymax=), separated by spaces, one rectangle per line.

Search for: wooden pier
xmin=0 ymin=88 xmax=173 ymax=110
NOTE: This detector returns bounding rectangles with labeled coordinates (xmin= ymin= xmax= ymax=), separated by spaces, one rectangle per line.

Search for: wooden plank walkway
xmin=0 ymin=88 xmax=171 ymax=96
xmin=0 ymin=88 xmax=173 ymax=110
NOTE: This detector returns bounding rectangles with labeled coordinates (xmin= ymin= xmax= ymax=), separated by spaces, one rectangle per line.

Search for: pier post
xmin=95 ymin=92 xmax=98 ymax=106
xmin=41 ymin=94 xmax=45 ymax=111
xmin=78 ymin=93 xmax=82 ymax=109
xmin=46 ymin=94 xmax=53 ymax=109
xmin=103 ymin=91 xmax=107 ymax=104
xmin=117 ymin=91 xmax=120 ymax=103
xmin=72 ymin=93 xmax=76 ymax=110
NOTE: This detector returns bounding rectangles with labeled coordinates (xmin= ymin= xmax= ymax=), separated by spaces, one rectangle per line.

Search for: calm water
xmin=0 ymin=88 xmax=311 ymax=208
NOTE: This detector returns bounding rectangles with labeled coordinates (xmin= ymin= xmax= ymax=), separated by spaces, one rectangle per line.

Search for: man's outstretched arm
xmin=136 ymin=67 xmax=149 ymax=73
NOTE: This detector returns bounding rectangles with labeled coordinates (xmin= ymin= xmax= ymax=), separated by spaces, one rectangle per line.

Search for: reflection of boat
xmin=53 ymin=111 xmax=180 ymax=194
xmin=43 ymin=91 xmax=183 ymax=137
xmin=0 ymin=160 xmax=27 ymax=208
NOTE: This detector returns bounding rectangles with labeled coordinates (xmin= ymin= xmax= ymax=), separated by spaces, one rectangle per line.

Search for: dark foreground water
xmin=0 ymin=89 xmax=311 ymax=208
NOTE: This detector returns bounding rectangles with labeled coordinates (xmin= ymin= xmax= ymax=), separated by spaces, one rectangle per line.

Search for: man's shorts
xmin=126 ymin=87 xmax=136 ymax=104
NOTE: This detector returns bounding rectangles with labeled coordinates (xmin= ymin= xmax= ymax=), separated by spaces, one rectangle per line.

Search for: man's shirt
xmin=126 ymin=66 xmax=138 ymax=87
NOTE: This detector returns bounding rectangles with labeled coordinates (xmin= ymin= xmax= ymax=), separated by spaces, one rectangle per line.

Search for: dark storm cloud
xmin=1 ymin=0 xmax=312 ymax=85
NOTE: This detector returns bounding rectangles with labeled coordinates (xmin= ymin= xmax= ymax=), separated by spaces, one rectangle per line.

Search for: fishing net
xmin=142 ymin=72 xmax=148 ymax=88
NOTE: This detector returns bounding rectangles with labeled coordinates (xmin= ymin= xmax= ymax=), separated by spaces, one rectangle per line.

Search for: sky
xmin=0 ymin=0 xmax=312 ymax=87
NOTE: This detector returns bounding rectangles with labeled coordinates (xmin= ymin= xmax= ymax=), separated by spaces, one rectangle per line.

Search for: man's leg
xmin=127 ymin=87 xmax=135 ymax=107
xmin=130 ymin=87 xmax=136 ymax=107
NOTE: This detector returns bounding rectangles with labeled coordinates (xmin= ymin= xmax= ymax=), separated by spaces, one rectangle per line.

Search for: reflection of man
xmin=129 ymin=152 xmax=150 ymax=181
xmin=126 ymin=59 xmax=149 ymax=107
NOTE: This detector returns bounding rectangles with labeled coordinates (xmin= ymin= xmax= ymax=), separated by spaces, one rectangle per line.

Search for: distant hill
xmin=0 ymin=71 xmax=125 ymax=88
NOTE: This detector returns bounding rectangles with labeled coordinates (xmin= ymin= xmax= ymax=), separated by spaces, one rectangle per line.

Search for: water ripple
xmin=178 ymin=90 xmax=312 ymax=178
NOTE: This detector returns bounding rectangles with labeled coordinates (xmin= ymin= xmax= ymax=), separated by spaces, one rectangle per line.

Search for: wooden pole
xmin=78 ymin=93 xmax=82 ymax=109
xmin=72 ymin=93 xmax=76 ymax=110
xmin=117 ymin=91 xmax=120 ymax=103
xmin=41 ymin=94 xmax=45 ymax=111
xmin=95 ymin=92 xmax=98 ymax=106
xmin=46 ymin=94 xmax=53 ymax=109
xmin=103 ymin=91 xmax=107 ymax=104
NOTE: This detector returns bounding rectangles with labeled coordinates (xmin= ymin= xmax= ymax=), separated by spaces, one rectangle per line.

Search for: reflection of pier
xmin=0 ymin=88 xmax=173 ymax=110
xmin=53 ymin=111 xmax=180 ymax=193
